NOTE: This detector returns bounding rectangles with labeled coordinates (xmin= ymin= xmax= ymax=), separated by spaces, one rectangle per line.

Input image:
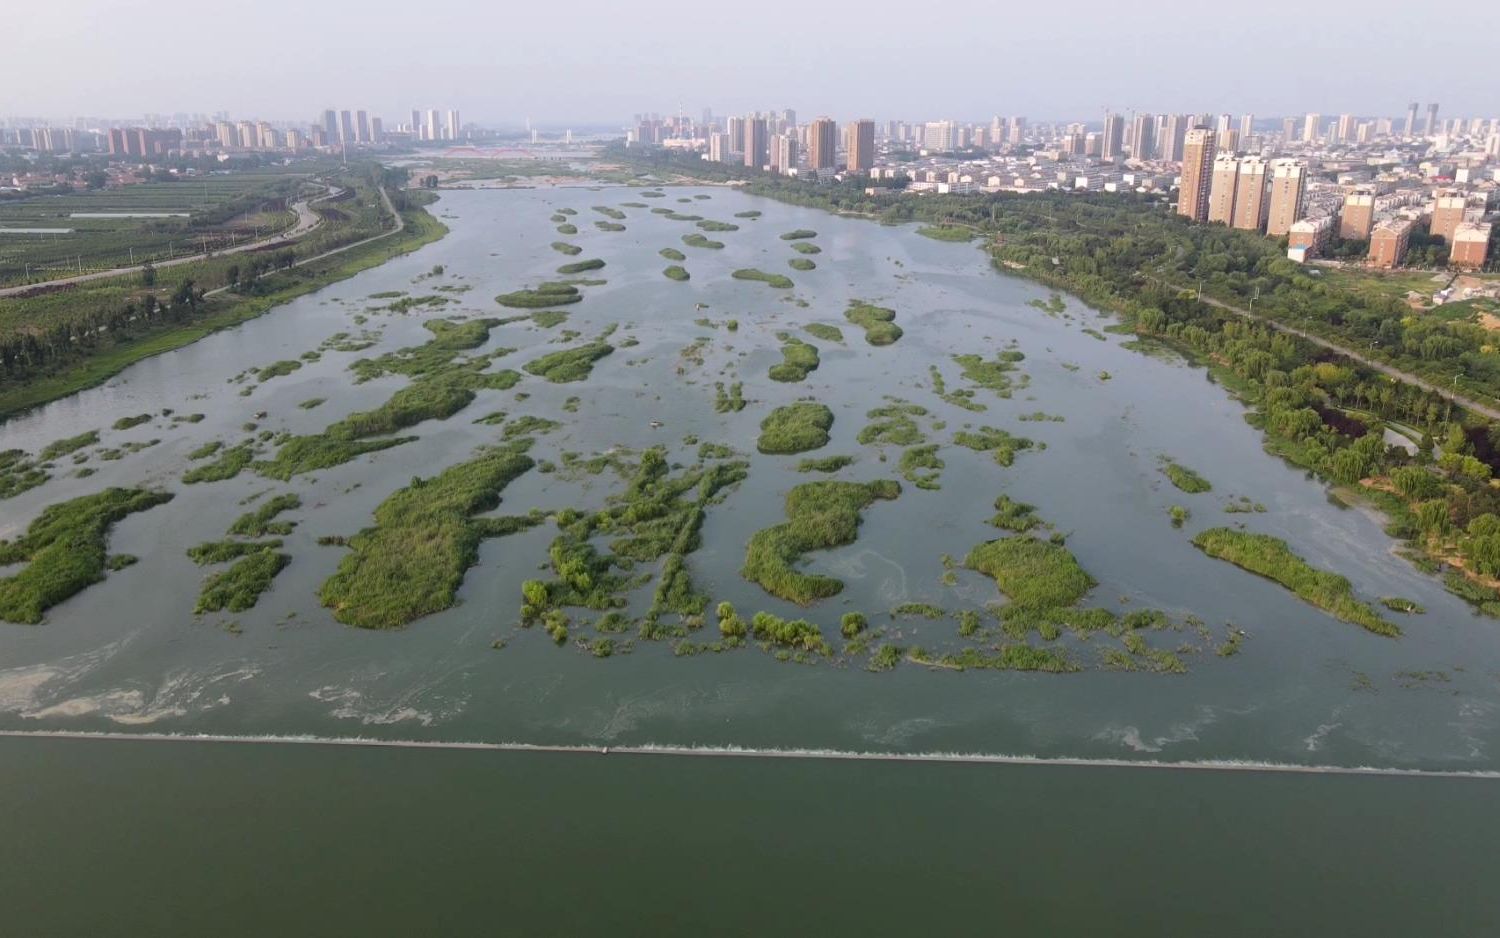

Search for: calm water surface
xmin=2 ymin=735 xmax=1496 ymax=936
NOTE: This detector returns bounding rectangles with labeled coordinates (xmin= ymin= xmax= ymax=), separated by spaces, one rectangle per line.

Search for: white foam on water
xmin=1303 ymin=722 xmax=1342 ymax=752
xmin=0 ymin=729 xmax=1497 ymax=780
xmin=16 ymin=664 xmax=260 ymax=725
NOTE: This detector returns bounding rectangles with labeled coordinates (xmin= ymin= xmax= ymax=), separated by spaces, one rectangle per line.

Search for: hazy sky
xmin=8 ymin=0 xmax=1496 ymax=125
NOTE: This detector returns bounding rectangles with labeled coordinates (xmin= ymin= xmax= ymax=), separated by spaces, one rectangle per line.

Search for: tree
xmin=171 ymin=279 xmax=197 ymax=312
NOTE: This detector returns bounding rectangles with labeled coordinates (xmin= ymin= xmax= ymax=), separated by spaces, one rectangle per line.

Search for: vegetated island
xmin=320 ymin=441 xmax=541 ymax=629
xmin=0 ymin=487 xmax=173 ymax=623
xmin=845 ymin=302 xmax=902 ymax=345
xmin=1191 ymin=527 xmax=1398 ymax=636
xmin=757 ymin=402 xmax=834 ymax=455
xmin=742 ymin=480 xmax=901 ymax=604
xmin=1161 ymin=458 xmax=1213 ymax=493
xmin=732 ymin=268 xmax=794 ymax=289
xmin=769 ymin=336 xmax=820 ymax=382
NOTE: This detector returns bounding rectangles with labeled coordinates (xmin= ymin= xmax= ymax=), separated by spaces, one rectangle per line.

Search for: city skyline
xmin=6 ymin=0 xmax=1497 ymax=123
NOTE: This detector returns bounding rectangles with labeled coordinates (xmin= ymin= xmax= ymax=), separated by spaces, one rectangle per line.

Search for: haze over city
xmin=8 ymin=0 xmax=1497 ymax=122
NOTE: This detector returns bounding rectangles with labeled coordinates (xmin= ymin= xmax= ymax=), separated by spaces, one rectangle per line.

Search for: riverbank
xmin=0 ymin=198 xmax=446 ymax=421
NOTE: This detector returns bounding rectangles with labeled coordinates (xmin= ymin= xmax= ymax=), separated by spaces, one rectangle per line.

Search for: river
xmin=1 ymin=183 xmax=1498 ymax=929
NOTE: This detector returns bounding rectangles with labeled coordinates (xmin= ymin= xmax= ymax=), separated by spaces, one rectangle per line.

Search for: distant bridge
xmin=433 ymin=145 xmax=597 ymax=160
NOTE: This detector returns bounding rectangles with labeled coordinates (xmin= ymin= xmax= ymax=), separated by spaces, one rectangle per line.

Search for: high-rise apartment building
xmin=1336 ymin=114 xmax=1354 ymax=142
xmin=1265 ymin=160 xmax=1306 ymax=237
xmin=1231 ymin=156 xmax=1270 ymax=232
xmin=1340 ymin=193 xmax=1376 ymax=241
xmin=707 ymin=132 xmax=729 ymax=163
xmin=1239 ymin=114 xmax=1254 ymax=142
xmin=1177 ymin=129 xmax=1217 ymax=221
xmin=322 ymin=109 xmax=338 ymax=142
xmin=1281 ymin=117 xmax=1297 ymax=143
xmin=1160 ymin=114 xmax=1187 ymax=162
xmin=774 ymin=134 xmax=798 ymax=175
xmin=446 ymin=109 xmax=461 ymax=141
xmin=338 ymin=110 xmax=354 ymax=145
xmin=1302 ymin=113 xmax=1321 ymax=143
xmin=1216 ymin=128 xmax=1239 ymax=153
xmin=743 ymin=116 xmax=768 ymax=168
xmin=1101 ymin=112 xmax=1125 ymax=159
xmin=1130 ymin=113 xmax=1154 ymax=160
xmin=1452 ymin=222 xmax=1493 ymax=270
xmin=1424 ymin=103 xmax=1439 ymax=136
xmin=809 ymin=117 xmax=838 ymax=171
xmin=370 ymin=117 xmax=383 ymax=142
xmin=1430 ymin=191 xmax=1468 ymax=244
xmin=355 ymin=110 xmax=370 ymax=143
xmin=1404 ymin=102 xmax=1419 ymax=137
xmin=425 ymin=109 xmax=441 ymax=142
xmin=410 ymin=109 xmax=422 ymax=139
xmin=1207 ymin=153 xmax=1242 ymax=224
xmin=1369 ymin=218 xmax=1413 ymax=268
xmin=726 ymin=116 xmax=745 ymax=155
xmin=768 ymin=133 xmax=788 ymax=172
xmin=847 ymin=119 xmax=875 ymax=173
xmin=922 ymin=120 xmax=955 ymax=151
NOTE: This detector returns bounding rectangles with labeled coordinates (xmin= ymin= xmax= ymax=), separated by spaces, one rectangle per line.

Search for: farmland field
xmin=0 ymin=174 xmax=307 ymax=285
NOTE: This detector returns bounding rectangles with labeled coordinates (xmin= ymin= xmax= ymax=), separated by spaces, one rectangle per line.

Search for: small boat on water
xmin=649 ymin=420 xmax=663 ymax=429
xmin=253 ymin=411 xmax=267 ymax=419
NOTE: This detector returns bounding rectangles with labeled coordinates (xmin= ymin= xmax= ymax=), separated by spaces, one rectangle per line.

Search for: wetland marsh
xmin=0 ymin=183 xmax=1495 ymax=773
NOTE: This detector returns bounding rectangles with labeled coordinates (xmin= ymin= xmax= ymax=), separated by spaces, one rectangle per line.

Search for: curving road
xmin=1149 ymin=277 xmax=1500 ymax=422
xmin=0 ymin=182 xmax=341 ymax=298
xmin=204 ymin=184 xmax=404 ymax=298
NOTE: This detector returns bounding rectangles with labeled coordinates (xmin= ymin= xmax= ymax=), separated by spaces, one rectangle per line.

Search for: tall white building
xmin=1266 ymin=159 xmax=1306 ymax=237
xmin=1302 ymin=112 xmax=1320 ymax=143
xmin=922 ymin=120 xmax=956 ymax=151
xmin=446 ymin=109 xmax=461 ymax=141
